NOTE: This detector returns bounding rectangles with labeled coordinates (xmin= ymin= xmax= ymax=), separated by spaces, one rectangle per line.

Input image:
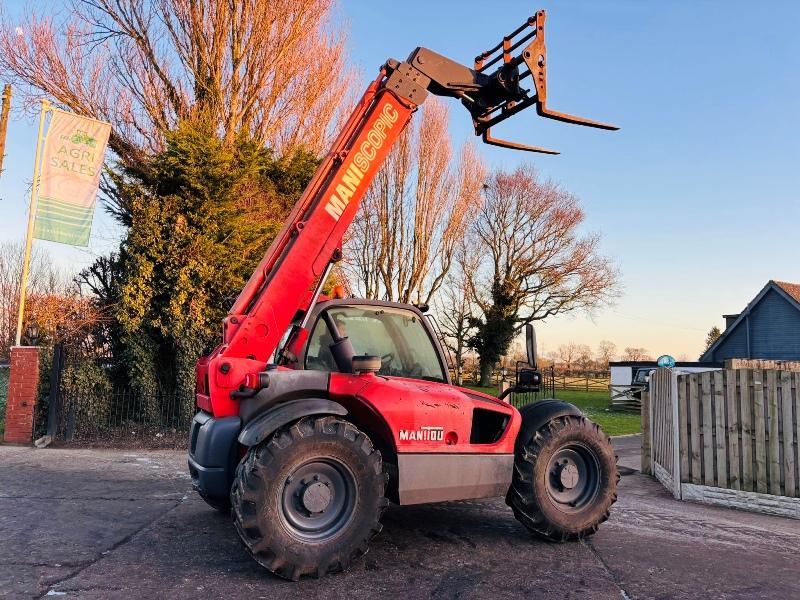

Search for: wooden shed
xmin=701 ymin=280 xmax=800 ymax=362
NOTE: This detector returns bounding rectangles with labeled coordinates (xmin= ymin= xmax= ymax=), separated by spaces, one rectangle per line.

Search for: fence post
xmin=641 ymin=390 xmax=651 ymax=474
xmin=498 ymin=379 xmax=510 ymax=401
xmin=45 ymin=343 xmax=64 ymax=437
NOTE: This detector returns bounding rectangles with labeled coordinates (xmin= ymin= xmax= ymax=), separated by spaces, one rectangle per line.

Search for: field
xmin=465 ymin=386 xmax=641 ymax=437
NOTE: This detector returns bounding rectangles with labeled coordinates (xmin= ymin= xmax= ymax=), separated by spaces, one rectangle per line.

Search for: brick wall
xmin=3 ymin=346 xmax=40 ymax=444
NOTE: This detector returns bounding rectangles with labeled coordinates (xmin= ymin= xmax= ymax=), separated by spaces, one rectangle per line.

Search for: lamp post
xmin=25 ymin=320 xmax=39 ymax=346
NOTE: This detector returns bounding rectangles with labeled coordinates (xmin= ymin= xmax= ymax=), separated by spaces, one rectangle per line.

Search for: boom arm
xmin=196 ymin=9 xmax=617 ymax=417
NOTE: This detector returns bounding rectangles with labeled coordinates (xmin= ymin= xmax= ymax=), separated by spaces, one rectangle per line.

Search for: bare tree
xmin=344 ymin=100 xmax=485 ymax=304
xmin=557 ymin=342 xmax=578 ymax=373
xmin=434 ymin=255 xmax=479 ymax=385
xmin=0 ymin=240 xmax=78 ymax=359
xmin=622 ymin=347 xmax=651 ymax=361
xmin=0 ymin=0 xmax=353 ymax=166
xmin=576 ymin=343 xmax=593 ymax=372
xmin=469 ymin=165 xmax=619 ymax=385
xmin=596 ymin=339 xmax=617 ymax=369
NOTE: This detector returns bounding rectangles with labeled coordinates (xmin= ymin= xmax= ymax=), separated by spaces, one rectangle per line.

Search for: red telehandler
xmin=188 ymin=9 xmax=618 ymax=580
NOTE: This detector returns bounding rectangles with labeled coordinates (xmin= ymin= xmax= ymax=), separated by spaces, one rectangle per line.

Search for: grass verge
xmin=465 ymin=386 xmax=640 ymax=437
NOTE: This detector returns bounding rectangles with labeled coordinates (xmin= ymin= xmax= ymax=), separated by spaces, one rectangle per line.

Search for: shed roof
xmin=775 ymin=280 xmax=800 ymax=304
xmin=700 ymin=280 xmax=800 ymax=361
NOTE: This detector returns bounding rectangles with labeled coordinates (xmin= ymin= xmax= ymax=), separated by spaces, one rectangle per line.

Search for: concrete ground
xmin=1 ymin=436 xmax=799 ymax=600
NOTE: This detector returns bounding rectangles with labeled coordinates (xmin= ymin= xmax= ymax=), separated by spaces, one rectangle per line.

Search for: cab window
xmin=305 ymin=306 xmax=445 ymax=382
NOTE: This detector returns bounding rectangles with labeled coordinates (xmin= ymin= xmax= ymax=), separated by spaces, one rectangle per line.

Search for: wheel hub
xmin=279 ymin=459 xmax=357 ymax=541
xmin=546 ymin=443 xmax=601 ymax=513
xmin=301 ymin=481 xmax=332 ymax=513
xmin=558 ymin=462 xmax=580 ymax=490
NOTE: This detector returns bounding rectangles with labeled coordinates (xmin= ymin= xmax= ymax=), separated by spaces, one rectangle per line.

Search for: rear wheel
xmin=231 ymin=416 xmax=387 ymax=580
xmin=507 ymin=415 xmax=618 ymax=541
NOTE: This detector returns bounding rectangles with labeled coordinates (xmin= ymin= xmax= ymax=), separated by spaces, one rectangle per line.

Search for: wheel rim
xmin=279 ymin=459 xmax=357 ymax=541
xmin=545 ymin=443 xmax=601 ymax=513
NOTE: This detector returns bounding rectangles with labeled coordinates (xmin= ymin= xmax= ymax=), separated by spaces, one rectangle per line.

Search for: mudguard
xmin=237 ymin=398 xmax=348 ymax=447
xmin=514 ymin=399 xmax=583 ymax=450
xmin=188 ymin=412 xmax=241 ymax=500
xmin=237 ymin=370 xmax=330 ymax=423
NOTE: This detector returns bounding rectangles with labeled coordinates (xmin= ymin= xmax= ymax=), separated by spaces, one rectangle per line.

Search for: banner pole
xmin=15 ymin=98 xmax=50 ymax=346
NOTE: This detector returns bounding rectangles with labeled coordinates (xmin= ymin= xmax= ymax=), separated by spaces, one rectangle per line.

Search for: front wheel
xmin=231 ymin=416 xmax=388 ymax=580
xmin=507 ymin=415 xmax=618 ymax=541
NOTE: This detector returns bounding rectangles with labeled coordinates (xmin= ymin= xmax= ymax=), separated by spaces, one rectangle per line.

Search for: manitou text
xmin=324 ymin=102 xmax=400 ymax=221
xmin=398 ymin=426 xmax=445 ymax=442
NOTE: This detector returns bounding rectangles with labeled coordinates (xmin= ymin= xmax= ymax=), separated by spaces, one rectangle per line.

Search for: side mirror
xmin=525 ymin=324 xmax=538 ymax=369
xmin=517 ymin=368 xmax=541 ymax=390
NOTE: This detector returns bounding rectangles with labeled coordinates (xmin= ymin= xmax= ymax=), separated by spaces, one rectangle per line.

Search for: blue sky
xmin=0 ymin=0 xmax=798 ymax=359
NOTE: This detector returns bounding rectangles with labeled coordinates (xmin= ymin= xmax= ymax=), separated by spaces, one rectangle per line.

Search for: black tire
xmin=507 ymin=415 xmax=618 ymax=541
xmin=231 ymin=415 xmax=388 ymax=580
xmin=198 ymin=490 xmax=231 ymax=513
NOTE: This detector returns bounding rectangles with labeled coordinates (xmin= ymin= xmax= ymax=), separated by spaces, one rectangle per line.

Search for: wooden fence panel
xmin=689 ymin=374 xmax=702 ymax=484
xmin=780 ymin=371 xmax=796 ymax=497
xmin=650 ymin=368 xmax=676 ymax=485
xmin=713 ymin=370 xmax=727 ymax=488
xmin=795 ymin=373 xmax=800 ymax=496
xmin=753 ymin=370 xmax=768 ymax=493
xmin=767 ymin=370 xmax=781 ymax=496
xmin=726 ymin=369 xmax=741 ymax=490
xmin=678 ymin=376 xmax=689 ymax=479
xmin=652 ymin=371 xmax=664 ymax=470
xmin=667 ymin=367 xmax=799 ymax=499
xmin=701 ymin=371 xmax=715 ymax=486
xmin=740 ymin=369 xmax=753 ymax=492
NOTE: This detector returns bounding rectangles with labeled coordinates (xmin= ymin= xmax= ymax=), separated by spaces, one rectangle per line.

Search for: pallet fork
xmin=399 ymin=9 xmax=617 ymax=154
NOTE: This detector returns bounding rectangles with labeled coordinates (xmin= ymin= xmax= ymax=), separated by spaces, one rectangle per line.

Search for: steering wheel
xmin=407 ymin=362 xmax=424 ymax=378
xmin=380 ymin=353 xmax=394 ymax=370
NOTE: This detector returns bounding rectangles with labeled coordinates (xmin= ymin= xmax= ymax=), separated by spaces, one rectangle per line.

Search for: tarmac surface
xmin=1 ymin=435 xmax=799 ymax=599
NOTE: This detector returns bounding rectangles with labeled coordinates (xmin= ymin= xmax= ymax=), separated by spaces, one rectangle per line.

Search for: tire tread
xmin=507 ymin=414 xmax=618 ymax=542
xmin=231 ymin=415 xmax=387 ymax=580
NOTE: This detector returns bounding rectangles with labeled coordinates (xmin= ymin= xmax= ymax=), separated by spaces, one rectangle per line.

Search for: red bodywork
xmin=329 ymin=373 xmax=519 ymax=455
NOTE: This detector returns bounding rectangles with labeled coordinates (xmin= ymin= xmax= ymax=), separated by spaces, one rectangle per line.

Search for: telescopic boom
xmin=195 ymin=9 xmax=617 ymax=417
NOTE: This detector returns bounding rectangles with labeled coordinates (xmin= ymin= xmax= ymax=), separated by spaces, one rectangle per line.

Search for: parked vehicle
xmin=188 ymin=8 xmax=619 ymax=580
